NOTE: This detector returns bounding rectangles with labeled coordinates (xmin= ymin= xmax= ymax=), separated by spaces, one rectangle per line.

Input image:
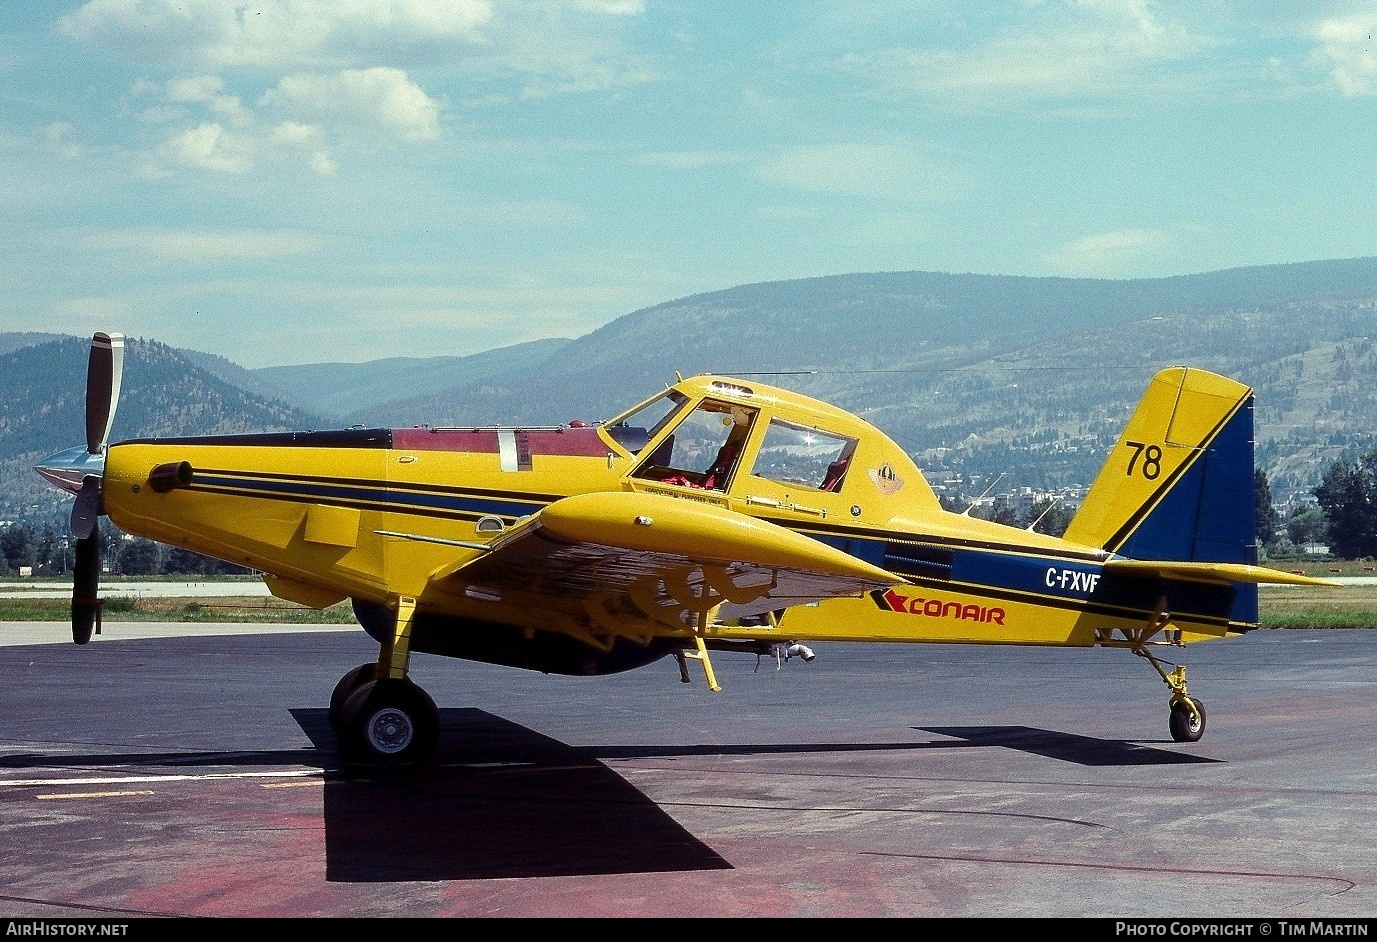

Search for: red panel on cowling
xmin=390 ymin=426 xmax=611 ymax=457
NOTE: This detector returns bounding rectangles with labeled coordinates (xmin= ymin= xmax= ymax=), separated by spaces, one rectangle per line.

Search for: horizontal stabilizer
xmin=1103 ymin=559 xmax=1342 ymax=587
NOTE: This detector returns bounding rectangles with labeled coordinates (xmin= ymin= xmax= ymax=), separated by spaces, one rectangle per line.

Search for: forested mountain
xmin=0 ymin=337 xmax=325 ymax=524
xmin=4 ymin=257 xmax=1377 ymax=526
xmin=249 ymin=337 xmax=572 ymax=421
xmin=354 ymin=258 xmax=1377 ymax=506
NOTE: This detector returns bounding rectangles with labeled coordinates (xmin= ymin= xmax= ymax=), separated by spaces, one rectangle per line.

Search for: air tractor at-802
xmin=35 ymin=332 xmax=1335 ymax=767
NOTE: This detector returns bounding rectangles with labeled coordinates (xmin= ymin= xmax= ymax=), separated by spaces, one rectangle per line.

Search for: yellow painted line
xmin=260 ymin=780 xmax=324 ymax=789
xmin=1 ymin=769 xmax=326 ymax=789
xmin=38 ymin=790 xmax=155 ymax=800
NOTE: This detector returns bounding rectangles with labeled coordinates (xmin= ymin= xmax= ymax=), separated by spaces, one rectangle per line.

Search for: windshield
xmin=630 ymin=398 xmax=758 ymax=492
xmin=602 ymin=390 xmax=689 ymax=455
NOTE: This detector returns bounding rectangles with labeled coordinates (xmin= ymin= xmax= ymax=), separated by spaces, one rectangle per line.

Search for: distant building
xmin=1301 ymin=541 xmax=1330 ymax=555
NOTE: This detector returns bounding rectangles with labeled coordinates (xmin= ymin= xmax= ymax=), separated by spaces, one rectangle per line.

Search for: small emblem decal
xmin=867 ymin=464 xmax=904 ymax=495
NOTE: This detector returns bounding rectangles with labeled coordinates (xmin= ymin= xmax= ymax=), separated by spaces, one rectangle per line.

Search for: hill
xmin=358 ymin=258 xmax=1377 ymax=423
xmin=354 ymin=258 xmax=1377 ymax=505
xmin=249 ymin=337 xmax=572 ymax=421
xmin=0 ymin=337 xmax=327 ymax=525
xmin=5 ymin=257 xmax=1377 ymax=526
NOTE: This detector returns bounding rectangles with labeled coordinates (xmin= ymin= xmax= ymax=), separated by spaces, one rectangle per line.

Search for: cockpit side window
xmin=602 ymin=391 xmax=689 ymax=455
xmin=748 ymin=420 xmax=857 ymax=492
xmin=630 ymin=399 xmax=757 ymax=491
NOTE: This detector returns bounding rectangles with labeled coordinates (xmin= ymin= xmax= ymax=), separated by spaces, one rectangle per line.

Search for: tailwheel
xmin=340 ymin=677 xmax=439 ymax=768
xmin=330 ymin=662 xmax=380 ymax=727
xmin=1169 ymin=698 xmax=1206 ymax=743
xmin=1123 ymin=631 xmax=1208 ymax=744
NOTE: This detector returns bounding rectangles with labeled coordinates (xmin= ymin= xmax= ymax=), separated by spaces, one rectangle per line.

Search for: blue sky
xmin=2 ymin=1 xmax=1376 ymax=367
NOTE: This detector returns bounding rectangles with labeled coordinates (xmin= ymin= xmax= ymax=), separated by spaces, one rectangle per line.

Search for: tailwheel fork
xmin=336 ymin=596 xmax=440 ymax=768
xmin=1130 ymin=638 xmax=1207 ymax=744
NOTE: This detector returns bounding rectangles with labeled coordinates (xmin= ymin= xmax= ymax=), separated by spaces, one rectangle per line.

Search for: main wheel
xmin=330 ymin=662 xmax=379 ymax=727
xmin=1169 ymin=698 xmax=1206 ymax=743
xmin=341 ymin=678 xmax=439 ymax=767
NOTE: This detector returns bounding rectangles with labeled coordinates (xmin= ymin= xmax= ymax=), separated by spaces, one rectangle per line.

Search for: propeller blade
xmin=72 ymin=527 xmax=101 ymax=645
xmin=71 ymin=476 xmax=102 ymax=540
xmin=85 ymin=332 xmax=125 ymax=455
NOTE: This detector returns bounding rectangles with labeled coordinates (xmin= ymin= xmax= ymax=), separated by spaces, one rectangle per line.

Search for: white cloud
xmin=268 ymin=121 xmax=337 ymax=175
xmin=754 ymin=144 xmax=958 ymax=204
xmin=77 ymin=227 xmax=328 ymax=262
xmin=1310 ymin=13 xmax=1377 ymax=96
xmin=837 ymin=0 xmax=1212 ymax=106
xmin=633 ymin=150 xmax=742 ymax=169
xmin=261 ymin=68 xmax=441 ymax=142
xmin=307 ymin=151 xmax=339 ymax=176
xmin=158 ymin=123 xmax=256 ymax=174
xmin=56 ymin=0 xmax=657 ymax=176
xmin=44 ymin=123 xmax=84 ymax=159
xmin=570 ymin=0 xmax=644 ymax=14
xmin=165 ymin=75 xmax=253 ymax=125
xmin=127 ymin=67 xmax=438 ymax=176
xmin=57 ymin=0 xmax=494 ymax=70
xmin=1041 ymin=228 xmax=1169 ymax=274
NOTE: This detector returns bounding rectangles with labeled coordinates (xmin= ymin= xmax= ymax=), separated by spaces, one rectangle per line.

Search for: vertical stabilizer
xmin=1063 ymin=367 xmax=1256 ymax=566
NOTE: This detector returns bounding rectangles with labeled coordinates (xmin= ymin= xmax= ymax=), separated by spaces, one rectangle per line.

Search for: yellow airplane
xmin=35 ymin=332 xmax=1336 ymax=766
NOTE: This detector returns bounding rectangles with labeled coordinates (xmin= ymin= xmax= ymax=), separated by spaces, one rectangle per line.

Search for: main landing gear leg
xmin=333 ymin=595 xmax=440 ymax=768
xmin=674 ymin=608 xmax=723 ymax=692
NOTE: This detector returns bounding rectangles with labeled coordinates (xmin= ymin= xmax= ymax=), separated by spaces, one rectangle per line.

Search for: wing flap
xmin=431 ymin=491 xmax=902 ymax=629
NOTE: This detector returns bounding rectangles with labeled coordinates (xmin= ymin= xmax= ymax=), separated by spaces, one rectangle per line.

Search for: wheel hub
xmin=366 ymin=707 xmax=414 ymax=754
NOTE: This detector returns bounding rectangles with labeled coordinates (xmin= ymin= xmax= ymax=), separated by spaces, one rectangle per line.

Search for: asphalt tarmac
xmin=1 ymin=621 xmax=1376 ymax=919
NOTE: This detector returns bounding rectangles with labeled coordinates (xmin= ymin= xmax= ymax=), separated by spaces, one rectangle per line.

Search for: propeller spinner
xmin=33 ymin=332 xmax=125 ymax=644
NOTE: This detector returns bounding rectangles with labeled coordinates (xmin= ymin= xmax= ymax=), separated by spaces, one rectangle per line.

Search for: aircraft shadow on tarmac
xmin=0 ymin=709 xmax=1215 ymax=883
xmin=303 ymin=707 xmax=735 ymax=882
xmin=316 ymin=715 xmax=1217 ymax=882
xmin=916 ymin=727 xmax=1220 ymax=766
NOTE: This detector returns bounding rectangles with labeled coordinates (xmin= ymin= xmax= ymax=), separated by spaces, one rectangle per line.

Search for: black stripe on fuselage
xmin=120 ymin=428 xmax=395 ymax=448
xmin=186 ymin=469 xmax=554 ymax=523
xmin=779 ymin=517 xmax=1109 ymax=566
xmin=193 ymin=467 xmax=561 ymax=505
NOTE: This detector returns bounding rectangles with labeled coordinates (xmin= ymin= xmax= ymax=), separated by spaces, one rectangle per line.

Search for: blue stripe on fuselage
xmin=814 ymin=529 xmax=1246 ymax=625
xmin=190 ymin=472 xmax=548 ymax=520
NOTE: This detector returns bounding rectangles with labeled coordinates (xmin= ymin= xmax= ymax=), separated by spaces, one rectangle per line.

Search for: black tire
xmin=1169 ymin=698 xmax=1206 ymax=743
xmin=341 ymin=678 xmax=439 ymax=767
xmin=330 ymin=663 xmax=379 ymax=727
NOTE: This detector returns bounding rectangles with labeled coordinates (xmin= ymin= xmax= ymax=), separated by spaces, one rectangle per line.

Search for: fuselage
xmin=97 ymin=375 xmax=1249 ymax=666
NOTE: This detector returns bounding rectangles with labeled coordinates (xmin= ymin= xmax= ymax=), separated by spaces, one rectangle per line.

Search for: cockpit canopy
xmin=602 ymin=379 xmax=863 ymax=497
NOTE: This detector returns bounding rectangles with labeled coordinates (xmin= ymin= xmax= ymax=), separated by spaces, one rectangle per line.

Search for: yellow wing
xmin=426 ymin=490 xmax=903 ymax=633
